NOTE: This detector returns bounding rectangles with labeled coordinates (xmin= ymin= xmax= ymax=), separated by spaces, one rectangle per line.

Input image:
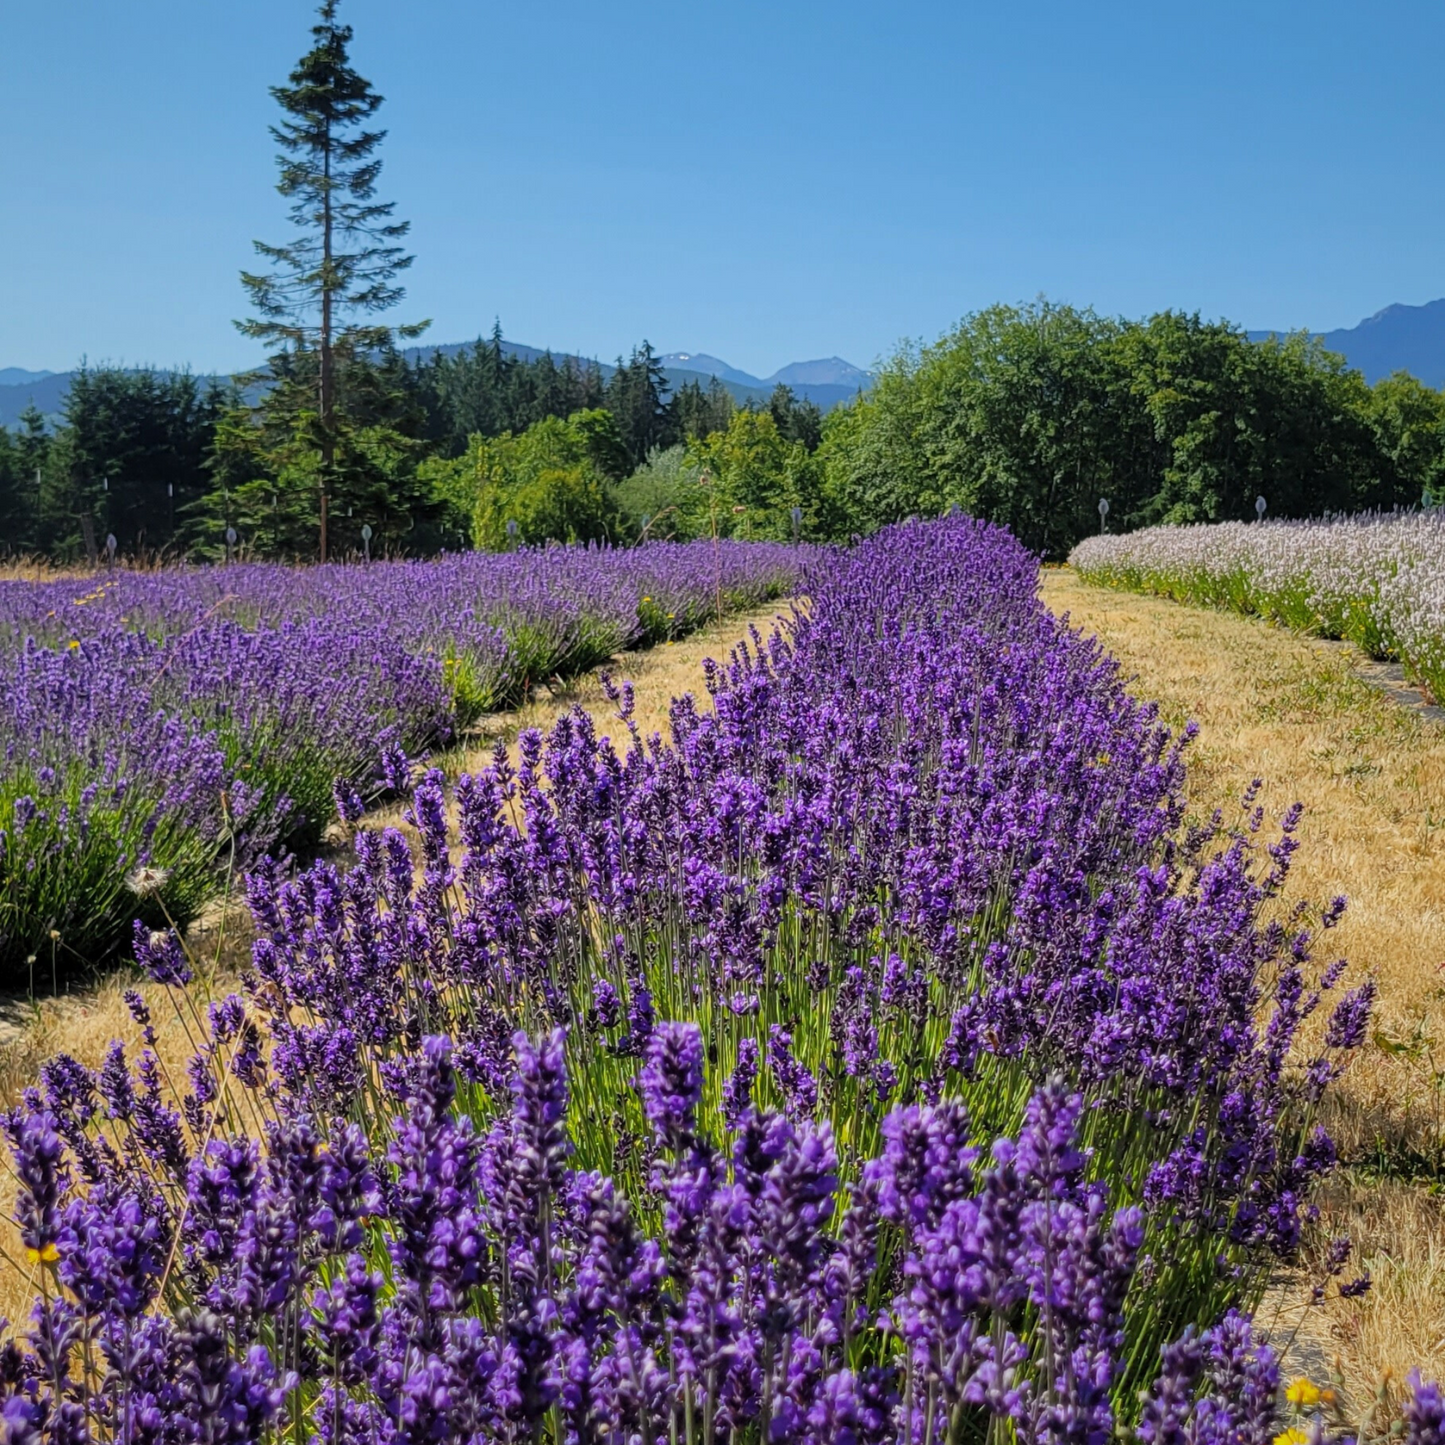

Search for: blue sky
xmin=2 ymin=1 xmax=1439 ymax=377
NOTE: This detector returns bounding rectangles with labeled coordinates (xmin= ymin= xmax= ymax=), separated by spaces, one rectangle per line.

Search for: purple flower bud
xmin=1404 ymin=1372 xmax=1445 ymax=1445
xmin=332 ymin=776 xmax=365 ymax=823
xmin=591 ymin=977 xmax=620 ymax=1028
xmin=131 ymin=920 xmax=192 ymax=987
xmin=722 ymin=1037 xmax=761 ymax=1130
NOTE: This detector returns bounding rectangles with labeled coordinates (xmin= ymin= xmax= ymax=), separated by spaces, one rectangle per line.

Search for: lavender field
xmin=2 ymin=515 xmax=1432 ymax=1445
xmin=1070 ymin=511 xmax=1445 ymax=701
xmin=0 ymin=542 xmax=804 ymax=979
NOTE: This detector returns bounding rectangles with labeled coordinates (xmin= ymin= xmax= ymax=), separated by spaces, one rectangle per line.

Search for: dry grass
xmin=1043 ymin=567 xmax=1445 ymax=1399
xmin=473 ymin=598 xmax=798 ymax=766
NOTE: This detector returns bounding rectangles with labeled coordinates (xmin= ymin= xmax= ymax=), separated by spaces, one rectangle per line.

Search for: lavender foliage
xmin=0 ymin=541 xmax=804 ymax=973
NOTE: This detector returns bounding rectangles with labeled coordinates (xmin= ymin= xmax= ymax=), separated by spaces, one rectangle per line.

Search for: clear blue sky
xmin=2 ymin=0 xmax=1439 ymax=377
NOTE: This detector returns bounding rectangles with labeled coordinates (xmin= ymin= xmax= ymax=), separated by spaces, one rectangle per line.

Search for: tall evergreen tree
xmin=768 ymin=383 xmax=824 ymax=450
xmin=606 ymin=342 xmax=677 ymax=468
xmin=671 ymin=376 xmax=735 ymax=440
xmin=0 ymin=406 xmax=52 ymax=554
xmin=237 ymin=0 xmax=426 ymax=560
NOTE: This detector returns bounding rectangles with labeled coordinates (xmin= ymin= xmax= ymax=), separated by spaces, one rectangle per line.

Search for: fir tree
xmin=605 ymin=342 xmax=677 ymax=468
xmin=237 ymin=0 xmax=426 ymax=560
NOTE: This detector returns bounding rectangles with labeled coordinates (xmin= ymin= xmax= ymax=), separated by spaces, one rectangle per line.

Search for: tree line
xmin=5 ymin=0 xmax=1445 ymax=563
xmin=0 ymin=340 xmax=829 ymax=559
xmin=821 ymin=301 xmax=1445 ymax=556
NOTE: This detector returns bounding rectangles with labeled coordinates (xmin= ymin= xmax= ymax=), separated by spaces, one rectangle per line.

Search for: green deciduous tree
xmin=419 ymin=410 xmax=627 ymax=550
xmin=683 ymin=407 xmax=828 ymax=540
xmin=1365 ymin=371 xmax=1445 ymax=506
xmin=824 ymin=300 xmax=1425 ymax=556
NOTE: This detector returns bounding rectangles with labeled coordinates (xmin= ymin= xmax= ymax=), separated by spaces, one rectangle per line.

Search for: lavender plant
xmin=0 ymin=541 xmax=806 ymax=976
xmin=0 ymin=1022 xmax=1384 ymax=1445
xmin=2 ymin=516 xmax=1413 ymax=1441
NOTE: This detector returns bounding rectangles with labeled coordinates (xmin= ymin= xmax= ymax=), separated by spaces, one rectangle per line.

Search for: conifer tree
xmin=605 ymin=342 xmax=677 ymax=468
xmin=238 ymin=0 xmax=426 ymax=560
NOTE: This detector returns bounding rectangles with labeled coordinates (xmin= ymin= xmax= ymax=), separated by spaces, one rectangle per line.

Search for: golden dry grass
xmin=477 ymin=597 xmax=798 ymax=765
xmin=1043 ymin=567 xmax=1445 ymax=1400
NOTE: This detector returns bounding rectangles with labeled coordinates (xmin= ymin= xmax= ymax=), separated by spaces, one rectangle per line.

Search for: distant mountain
xmin=0 ymin=368 xmax=54 ymax=387
xmin=769 ymin=357 xmax=873 ymax=390
xmin=654 ymin=350 xmax=874 ymax=409
xmin=0 ymin=340 xmax=875 ymax=429
xmin=402 ymin=341 xmax=779 ymax=408
xmin=0 ymin=371 xmax=79 ymax=427
xmin=1248 ymin=299 xmax=1445 ymax=387
xmin=656 ymin=353 xmax=763 ymax=388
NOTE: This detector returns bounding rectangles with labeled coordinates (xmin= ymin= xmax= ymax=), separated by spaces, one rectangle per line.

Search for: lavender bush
xmin=0 ymin=542 xmax=805 ymax=977
xmin=0 ymin=515 xmax=1410 ymax=1442
xmin=0 ymin=1024 xmax=1323 ymax=1445
xmin=1070 ymin=510 xmax=1445 ymax=700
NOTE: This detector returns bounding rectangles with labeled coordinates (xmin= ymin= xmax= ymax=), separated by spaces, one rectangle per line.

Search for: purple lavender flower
xmin=637 ymin=1021 xmax=704 ymax=1153
xmin=332 ymin=775 xmax=365 ymax=823
xmin=130 ymin=920 xmax=192 ymax=987
xmin=591 ymin=976 xmax=621 ymax=1028
xmin=3 ymin=1109 xmax=66 ymax=1261
xmin=721 ymin=1037 xmax=761 ymax=1130
xmin=1325 ymin=979 xmax=1376 ymax=1050
xmin=766 ymin=1024 xmax=818 ymax=1119
xmin=1404 ymin=1372 xmax=1445 ymax=1445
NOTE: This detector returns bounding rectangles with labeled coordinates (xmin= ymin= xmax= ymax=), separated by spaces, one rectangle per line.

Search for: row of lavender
xmin=5 ymin=516 xmax=1426 ymax=1445
xmin=0 ymin=542 xmax=804 ymax=978
xmin=1070 ymin=511 xmax=1445 ymax=698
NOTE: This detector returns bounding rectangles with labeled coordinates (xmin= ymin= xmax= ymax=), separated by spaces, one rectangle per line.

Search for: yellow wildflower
xmin=25 ymin=1243 xmax=59 ymax=1265
xmin=68 ymin=640 xmax=80 ymax=650
xmin=642 ymin=595 xmax=652 ymax=603
xmin=1274 ymin=1429 xmax=1309 ymax=1445
xmin=1286 ymin=1380 xmax=1325 ymax=1409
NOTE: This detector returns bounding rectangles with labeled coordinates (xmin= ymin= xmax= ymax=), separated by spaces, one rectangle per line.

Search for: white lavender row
xmin=1070 ymin=510 xmax=1445 ymax=698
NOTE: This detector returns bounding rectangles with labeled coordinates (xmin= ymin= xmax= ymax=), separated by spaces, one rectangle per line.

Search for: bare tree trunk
xmin=319 ymin=120 xmax=334 ymax=564
xmin=78 ymin=512 xmax=98 ymax=569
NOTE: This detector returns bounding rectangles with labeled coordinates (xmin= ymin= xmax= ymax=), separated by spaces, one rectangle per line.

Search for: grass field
xmin=1043 ymin=566 xmax=1445 ymax=1401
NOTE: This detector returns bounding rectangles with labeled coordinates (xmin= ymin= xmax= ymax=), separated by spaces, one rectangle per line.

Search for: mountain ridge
xmin=1248 ymin=298 xmax=1445 ymax=387
xmin=0 ymin=341 xmax=875 ymax=428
